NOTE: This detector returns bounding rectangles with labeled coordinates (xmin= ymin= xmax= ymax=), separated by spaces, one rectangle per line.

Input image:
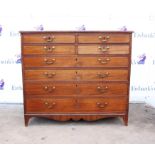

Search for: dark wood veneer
xmin=21 ymin=31 xmax=132 ymax=126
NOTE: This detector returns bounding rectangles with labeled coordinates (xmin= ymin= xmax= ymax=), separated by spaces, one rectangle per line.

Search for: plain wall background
xmin=0 ymin=0 xmax=155 ymax=106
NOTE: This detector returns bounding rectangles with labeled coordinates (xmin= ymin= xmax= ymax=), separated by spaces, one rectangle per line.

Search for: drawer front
xmin=76 ymin=70 xmax=128 ymax=81
xmin=77 ymin=83 xmax=128 ymax=96
xmin=26 ymin=98 xmax=76 ymax=113
xmin=24 ymin=82 xmax=128 ymax=96
xmin=25 ymin=97 xmax=127 ymax=113
xmin=23 ymin=45 xmax=75 ymax=55
xmin=25 ymin=70 xmax=76 ymax=81
xmin=23 ymin=56 xmax=129 ymax=68
xmin=77 ymin=56 xmax=128 ymax=67
xmin=24 ymin=70 xmax=128 ymax=81
xmin=78 ymin=33 xmax=130 ymax=43
xmin=78 ymin=97 xmax=127 ymax=112
xmin=22 ymin=34 xmax=75 ymax=43
xmin=23 ymin=56 xmax=76 ymax=68
xmin=78 ymin=45 xmax=129 ymax=54
xmin=24 ymin=82 xmax=76 ymax=96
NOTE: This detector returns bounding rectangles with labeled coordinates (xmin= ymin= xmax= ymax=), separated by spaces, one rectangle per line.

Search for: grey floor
xmin=0 ymin=103 xmax=155 ymax=144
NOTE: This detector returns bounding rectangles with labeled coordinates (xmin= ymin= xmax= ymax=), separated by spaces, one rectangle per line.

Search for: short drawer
xmin=23 ymin=45 xmax=75 ymax=55
xmin=77 ymin=83 xmax=128 ymax=96
xmin=76 ymin=70 xmax=128 ymax=81
xmin=22 ymin=34 xmax=75 ymax=43
xmin=77 ymin=56 xmax=128 ymax=67
xmin=24 ymin=70 xmax=76 ymax=81
xmin=24 ymin=82 xmax=76 ymax=96
xmin=78 ymin=33 xmax=130 ymax=43
xmin=23 ymin=56 xmax=76 ymax=68
xmin=78 ymin=45 xmax=129 ymax=54
xmin=25 ymin=97 xmax=127 ymax=113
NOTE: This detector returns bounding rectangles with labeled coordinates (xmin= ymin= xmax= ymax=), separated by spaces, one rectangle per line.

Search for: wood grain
xmin=25 ymin=97 xmax=127 ymax=113
xmin=23 ymin=34 xmax=75 ymax=43
xmin=21 ymin=31 xmax=132 ymax=126
xmin=24 ymin=69 xmax=128 ymax=81
xmin=78 ymin=44 xmax=129 ymax=54
xmin=77 ymin=56 xmax=128 ymax=67
xmin=23 ymin=56 xmax=76 ymax=67
xmin=77 ymin=83 xmax=128 ymax=96
xmin=25 ymin=82 xmax=76 ymax=96
xmin=76 ymin=69 xmax=128 ymax=81
xmin=23 ymin=45 xmax=75 ymax=55
xmin=78 ymin=33 xmax=130 ymax=43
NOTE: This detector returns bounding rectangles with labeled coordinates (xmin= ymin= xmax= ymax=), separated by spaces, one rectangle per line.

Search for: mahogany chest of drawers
xmin=21 ymin=31 xmax=132 ymax=126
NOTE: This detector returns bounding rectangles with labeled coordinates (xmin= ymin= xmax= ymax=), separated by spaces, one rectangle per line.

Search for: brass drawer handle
xmin=98 ymin=58 xmax=110 ymax=64
xmin=44 ymin=72 xmax=56 ymax=78
xmin=44 ymin=86 xmax=56 ymax=93
xmin=98 ymin=46 xmax=110 ymax=52
xmin=98 ymin=36 xmax=102 ymax=39
xmin=98 ymin=35 xmax=110 ymax=42
xmin=96 ymin=102 xmax=108 ymax=108
xmin=43 ymin=35 xmax=55 ymax=42
xmin=97 ymin=86 xmax=108 ymax=93
xmin=44 ymin=58 xmax=56 ymax=65
xmin=44 ymin=102 xmax=56 ymax=109
xmin=44 ymin=46 xmax=55 ymax=52
xmin=97 ymin=72 xmax=109 ymax=78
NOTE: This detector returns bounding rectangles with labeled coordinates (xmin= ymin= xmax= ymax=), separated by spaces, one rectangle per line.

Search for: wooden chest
xmin=21 ymin=31 xmax=132 ymax=126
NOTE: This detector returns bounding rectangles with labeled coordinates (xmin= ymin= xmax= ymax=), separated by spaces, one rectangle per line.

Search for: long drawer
xmin=25 ymin=97 xmax=128 ymax=113
xmin=23 ymin=56 xmax=128 ymax=68
xmin=24 ymin=82 xmax=128 ymax=96
xmin=23 ymin=45 xmax=75 ymax=55
xmin=78 ymin=45 xmax=129 ymax=54
xmin=24 ymin=69 xmax=128 ymax=81
xmin=78 ymin=33 xmax=130 ymax=43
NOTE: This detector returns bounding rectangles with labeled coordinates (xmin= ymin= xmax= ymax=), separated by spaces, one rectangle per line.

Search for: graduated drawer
xmin=22 ymin=34 xmax=75 ymax=43
xmin=24 ymin=82 xmax=128 ymax=96
xmin=24 ymin=69 xmax=128 ymax=81
xmin=25 ymin=97 xmax=127 ymax=113
xmin=23 ymin=45 xmax=75 ymax=55
xmin=78 ymin=33 xmax=130 ymax=43
xmin=23 ymin=56 xmax=76 ymax=67
xmin=78 ymin=44 xmax=129 ymax=54
xmin=23 ymin=56 xmax=128 ymax=68
xmin=77 ymin=83 xmax=128 ymax=96
xmin=77 ymin=56 xmax=128 ymax=67
xmin=24 ymin=82 xmax=76 ymax=96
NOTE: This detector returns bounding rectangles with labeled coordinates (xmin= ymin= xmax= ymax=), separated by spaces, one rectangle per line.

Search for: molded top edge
xmin=20 ymin=31 xmax=133 ymax=34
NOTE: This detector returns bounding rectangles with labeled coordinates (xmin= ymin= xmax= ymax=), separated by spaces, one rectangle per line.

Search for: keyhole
xmin=75 ymin=57 xmax=79 ymax=66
